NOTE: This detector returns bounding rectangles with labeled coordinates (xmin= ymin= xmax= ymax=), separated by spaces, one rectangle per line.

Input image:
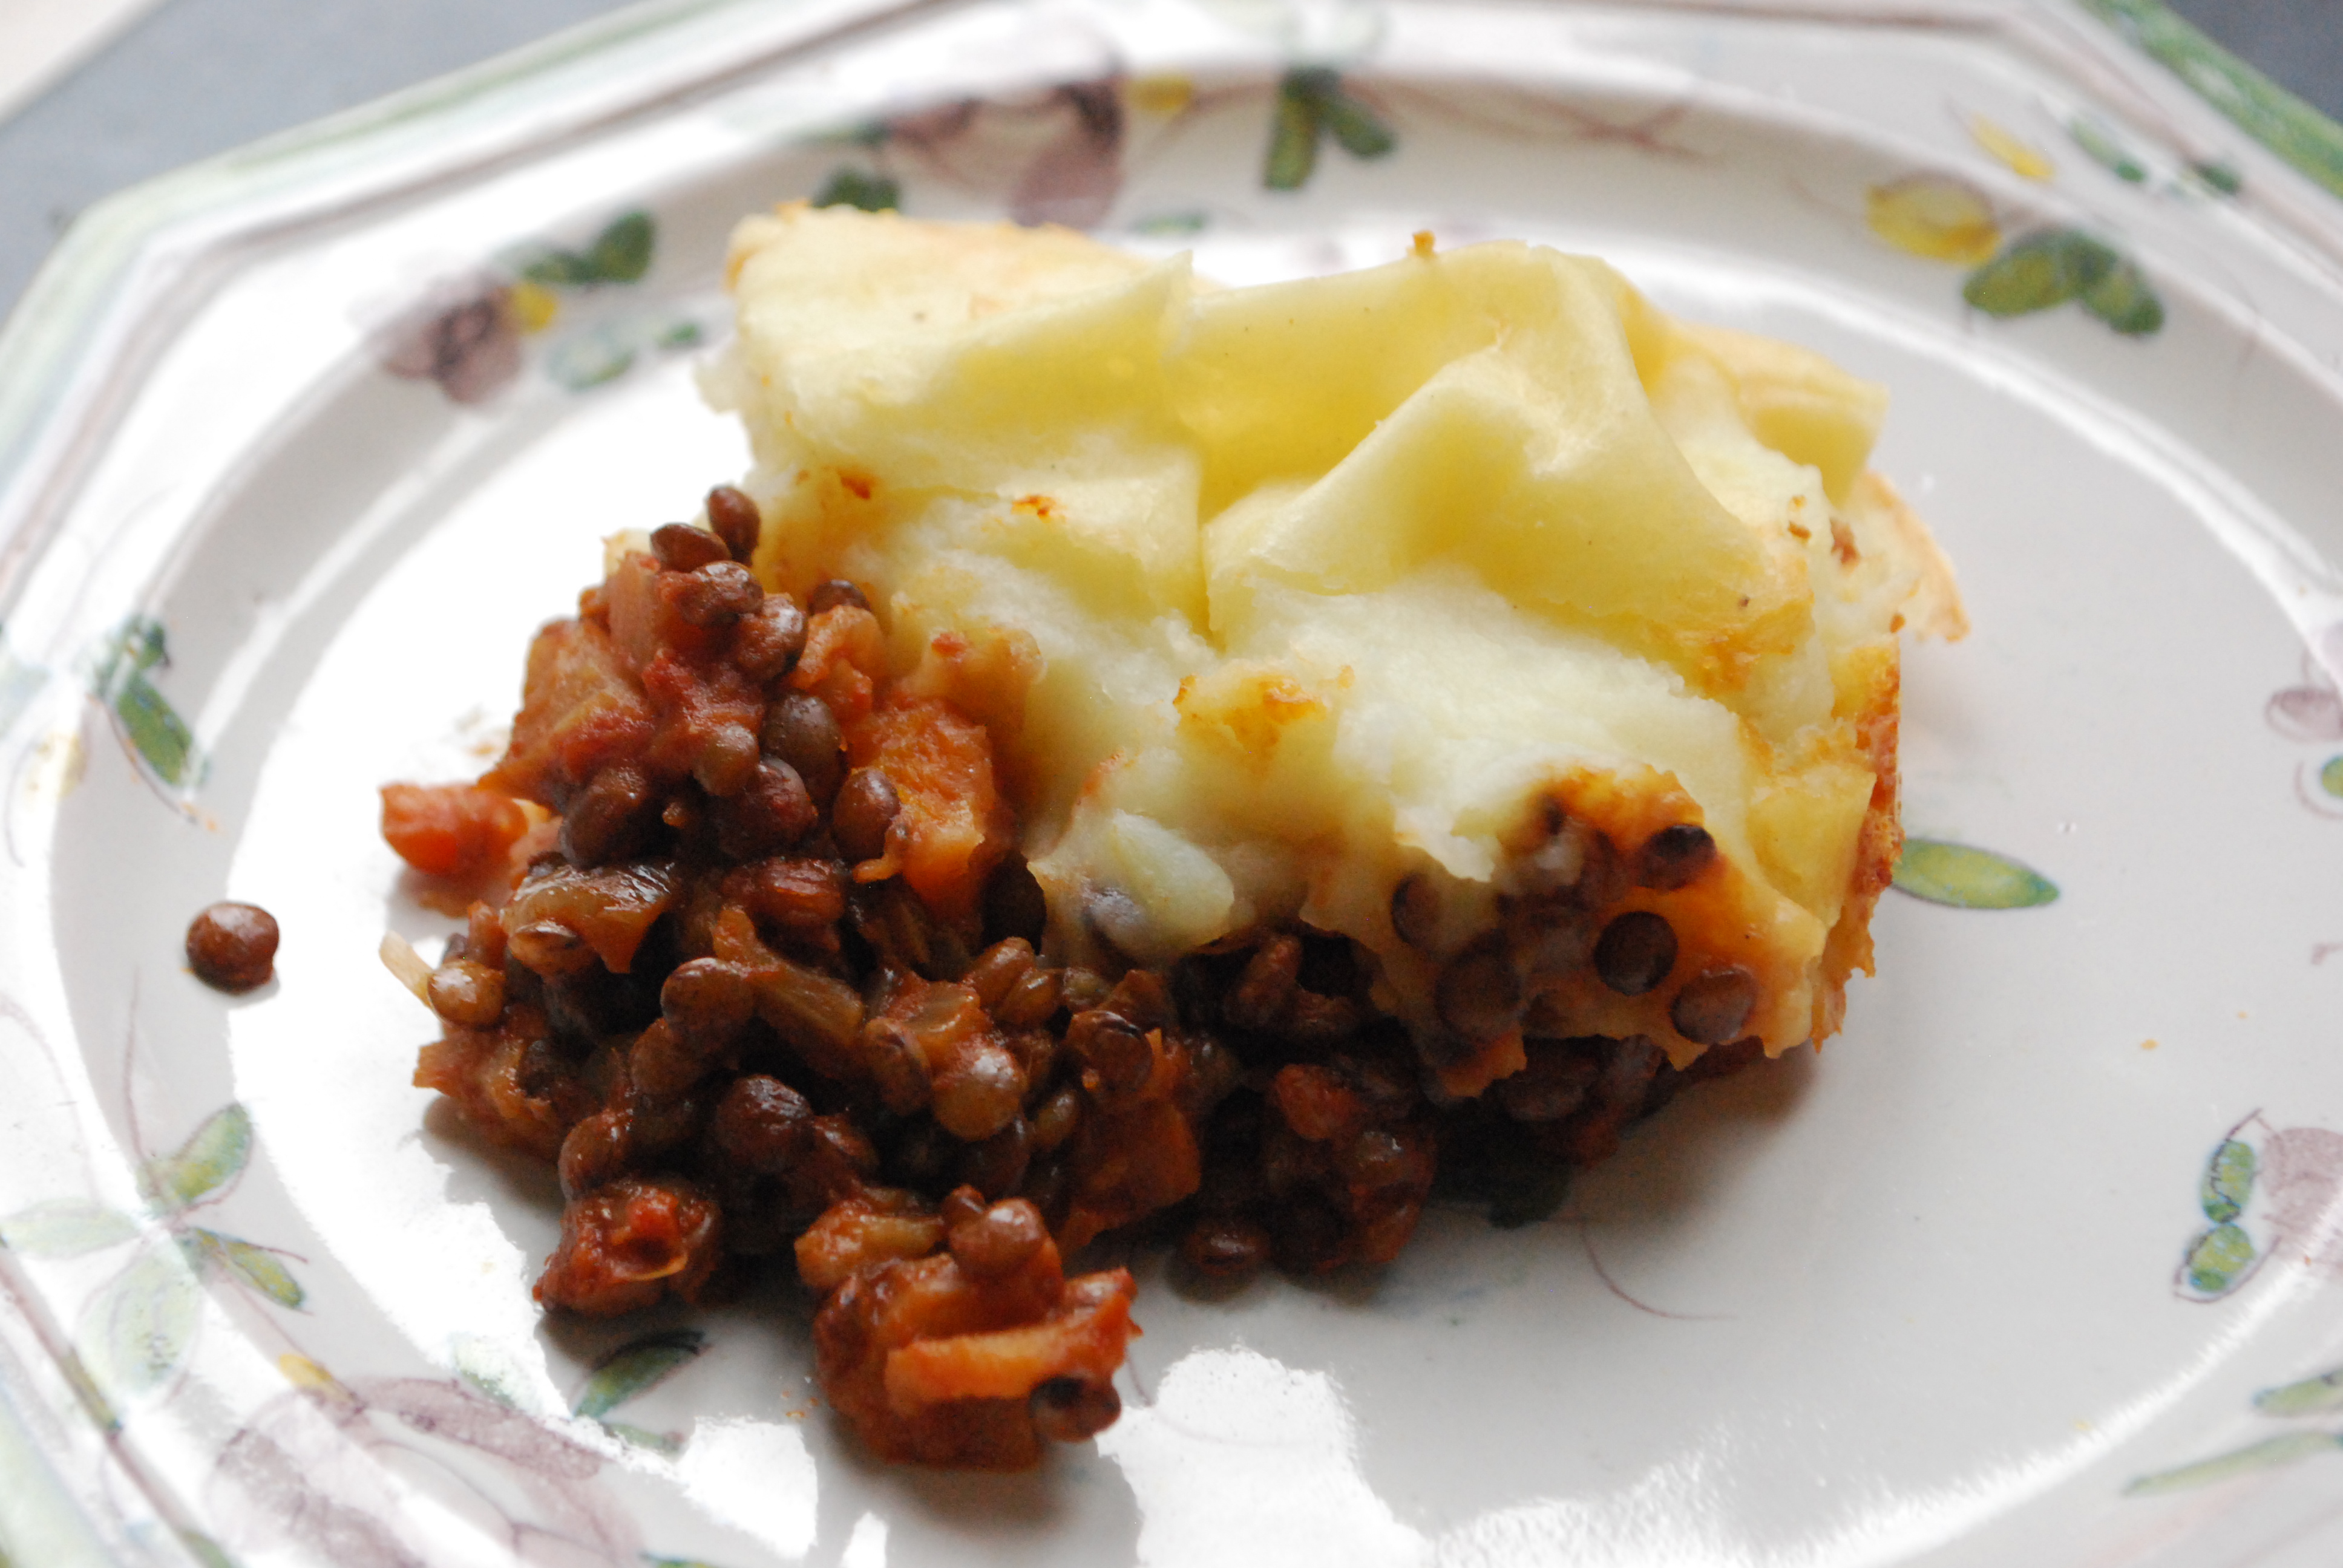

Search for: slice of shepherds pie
xmin=706 ymin=207 xmax=1962 ymax=1097
xmin=386 ymin=207 xmax=1962 ymax=1470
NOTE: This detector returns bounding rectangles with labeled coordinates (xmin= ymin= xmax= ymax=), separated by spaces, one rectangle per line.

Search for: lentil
xmin=187 ymin=902 xmax=279 ymax=993
xmin=706 ymin=484 xmax=762 ymax=563
xmin=1593 ymin=910 xmax=1678 ymax=996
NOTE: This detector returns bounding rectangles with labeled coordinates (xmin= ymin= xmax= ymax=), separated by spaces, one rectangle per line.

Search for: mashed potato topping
xmin=707 ymin=206 xmax=1961 ymax=1091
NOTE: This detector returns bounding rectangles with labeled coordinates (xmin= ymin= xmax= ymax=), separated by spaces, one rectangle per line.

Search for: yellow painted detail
xmin=1966 ymin=114 xmax=2056 ymax=180
xmin=1866 ymin=174 xmax=2002 ymax=264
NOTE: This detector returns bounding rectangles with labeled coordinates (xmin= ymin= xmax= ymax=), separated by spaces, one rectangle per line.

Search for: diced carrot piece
xmin=847 ymin=690 xmax=1013 ymax=928
xmin=381 ymin=782 xmax=529 ymax=878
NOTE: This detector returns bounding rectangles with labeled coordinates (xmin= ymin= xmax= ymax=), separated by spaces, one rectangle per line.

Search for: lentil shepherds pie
xmin=381 ymin=209 xmax=1963 ymax=1469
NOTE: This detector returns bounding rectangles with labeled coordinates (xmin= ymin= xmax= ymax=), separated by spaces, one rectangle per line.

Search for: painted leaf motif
xmin=1962 ymin=229 xmax=2118 ymax=318
xmin=2323 ymin=756 xmax=2343 ymax=798
xmin=1135 ymin=211 xmax=1209 ymax=235
xmin=546 ymin=329 xmax=636 ymax=392
xmin=115 ymin=676 xmax=197 ymax=786
xmin=2184 ymin=1221 xmax=2256 ymax=1295
xmin=575 ymin=1327 xmax=706 ymax=1419
xmin=522 ymin=250 xmax=600 ymax=287
xmin=813 ymin=167 xmax=900 ymax=212
xmin=0 ymin=1199 xmax=139 ymax=1258
xmin=1891 ymin=840 xmax=2059 ymax=908
xmin=1966 ymin=114 xmax=2055 ymax=180
xmin=93 ymin=617 xmax=166 ymax=685
xmin=2126 ymin=1429 xmax=2343 ymax=1495
xmin=195 ymin=1230 xmax=304 ymax=1308
xmin=2200 ymin=1138 xmax=2256 ymax=1223
xmin=79 ymin=1241 xmax=203 ymax=1400
xmin=1864 ymin=175 xmax=2001 ymax=264
xmin=177 ymin=1530 xmax=240 ymax=1568
xmin=1264 ymin=73 xmax=1321 ymax=191
xmin=2079 ymin=257 xmax=2165 ymax=336
xmin=2194 ymin=159 xmax=2244 ymax=195
xmin=2255 ymin=1366 xmax=2343 ymax=1417
xmin=451 ymin=1332 xmax=531 ymax=1410
xmin=142 ymin=1103 xmax=253 ymax=1212
xmin=2068 ymin=116 xmax=2148 ymax=181
xmin=1317 ymin=84 xmax=1394 ymax=160
xmin=90 ymin=619 xmax=197 ymax=786
xmin=588 ymin=211 xmax=655 ymax=284
xmin=604 ymin=1420 xmax=684 ymax=1455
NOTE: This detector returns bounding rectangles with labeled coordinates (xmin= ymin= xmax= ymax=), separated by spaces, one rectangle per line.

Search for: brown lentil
xmin=671 ymin=561 xmax=764 ymax=627
xmin=1593 ymin=910 xmax=1677 ymax=996
xmin=428 ymin=958 xmax=506 ymax=1028
xmin=946 ymin=1196 xmax=1047 ymax=1279
xmin=705 ymin=484 xmax=762 ymax=563
xmin=650 ymin=523 xmax=730 ymax=572
xmin=930 ymin=1039 xmax=1027 ymax=1142
xmin=1435 ymin=934 xmax=1522 ymax=1039
xmin=709 ymin=1075 xmax=812 ymax=1172
xmin=1636 ymin=823 xmax=1717 ymax=891
xmin=712 ymin=761 xmax=817 ymax=860
xmin=1030 ymin=1377 xmax=1121 ymax=1445
xmin=661 ymin=958 xmax=755 ymax=1049
xmin=807 ymin=578 xmax=871 ymax=616
xmin=188 ymin=902 xmax=280 ymax=993
xmin=731 ymin=596 xmax=807 ymax=682
xmin=1181 ymin=1215 xmax=1272 ymax=1281
xmin=831 ymin=769 xmax=900 ymax=864
xmin=558 ymin=1110 xmax=631 ymax=1199
xmin=760 ymin=693 xmax=845 ymax=806
xmin=1670 ymin=965 xmax=1758 ymax=1046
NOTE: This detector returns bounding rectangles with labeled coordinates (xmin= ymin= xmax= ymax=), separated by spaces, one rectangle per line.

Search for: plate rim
xmin=5 ymin=1 xmax=2343 ymax=1565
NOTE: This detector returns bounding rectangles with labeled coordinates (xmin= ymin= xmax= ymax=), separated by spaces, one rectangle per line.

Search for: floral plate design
xmin=6 ymin=0 xmax=2343 ymax=1563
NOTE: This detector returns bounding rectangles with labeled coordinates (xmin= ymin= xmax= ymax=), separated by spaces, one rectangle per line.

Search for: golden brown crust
xmin=1815 ymin=636 xmax=1904 ymax=1039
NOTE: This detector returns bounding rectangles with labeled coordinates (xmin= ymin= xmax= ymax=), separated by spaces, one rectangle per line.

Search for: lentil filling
xmin=385 ymin=486 xmax=1764 ymax=1470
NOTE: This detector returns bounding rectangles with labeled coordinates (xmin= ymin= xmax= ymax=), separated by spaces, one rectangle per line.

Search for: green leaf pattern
xmin=2198 ymin=1138 xmax=2255 ymax=1224
xmin=2182 ymin=1221 xmax=2255 ymax=1295
xmin=1890 ymin=840 xmax=2060 ymax=908
xmin=813 ymin=167 xmax=901 ymax=212
xmin=194 ymin=1230 xmax=305 ymax=1308
xmin=1265 ymin=68 xmax=1395 ymax=191
xmin=574 ymin=1328 xmax=706 ymax=1420
xmin=141 ymin=1105 xmax=252 ymax=1212
xmin=11 ymin=1103 xmax=307 ymax=1418
xmin=0 ymin=1199 xmax=139 ymax=1257
xmin=88 ymin=617 xmax=200 ymax=789
xmin=1961 ymin=229 xmax=2164 ymax=336
xmin=2254 ymin=1367 xmax=2343 ymax=1418
xmin=2128 ymin=1431 xmax=2343 ymax=1495
xmin=79 ymin=1242 xmax=203 ymax=1400
xmin=519 ymin=211 xmax=657 ymax=289
xmin=2068 ymin=116 xmax=2149 ymax=182
xmin=2134 ymin=1123 xmax=2343 ymax=1495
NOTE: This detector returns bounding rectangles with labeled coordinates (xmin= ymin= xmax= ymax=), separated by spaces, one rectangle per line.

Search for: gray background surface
xmin=0 ymin=0 xmax=2333 ymax=325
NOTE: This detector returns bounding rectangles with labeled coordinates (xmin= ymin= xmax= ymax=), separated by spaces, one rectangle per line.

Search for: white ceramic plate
xmin=9 ymin=1 xmax=2343 ymax=1563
